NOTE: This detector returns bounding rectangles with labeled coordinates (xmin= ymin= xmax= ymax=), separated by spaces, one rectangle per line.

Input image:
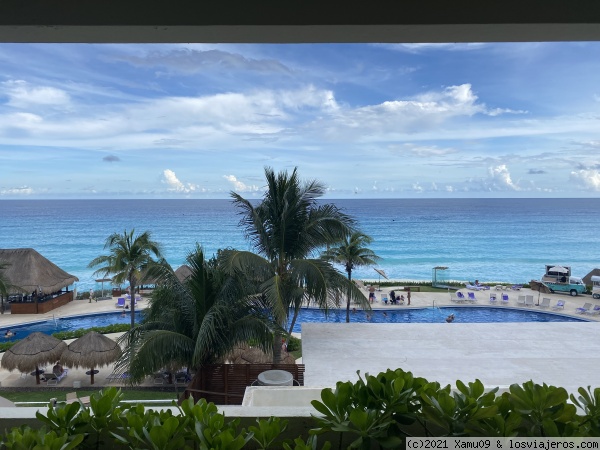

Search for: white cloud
xmin=223 ymin=175 xmax=259 ymax=192
xmin=570 ymin=169 xmax=600 ymax=191
xmin=1 ymin=80 xmax=70 ymax=108
xmin=487 ymin=107 xmax=528 ymax=116
xmin=389 ymin=143 xmax=458 ymax=157
xmin=0 ymin=186 xmax=34 ymax=195
xmin=487 ymin=165 xmax=520 ymax=191
xmin=161 ymin=169 xmax=200 ymax=193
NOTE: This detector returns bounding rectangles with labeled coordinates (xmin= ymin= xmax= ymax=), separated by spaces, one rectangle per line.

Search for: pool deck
xmin=0 ymin=287 xmax=599 ymax=391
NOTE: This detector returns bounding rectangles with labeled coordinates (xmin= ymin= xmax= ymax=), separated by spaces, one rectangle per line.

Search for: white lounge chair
xmin=584 ymin=305 xmax=600 ymax=315
xmin=539 ymin=298 xmax=551 ymax=308
xmin=552 ymin=300 xmax=565 ymax=310
xmin=576 ymin=303 xmax=593 ymax=314
xmin=525 ymin=295 xmax=534 ymax=307
xmin=517 ymin=295 xmax=526 ymax=306
xmin=45 ymin=369 xmax=68 ymax=386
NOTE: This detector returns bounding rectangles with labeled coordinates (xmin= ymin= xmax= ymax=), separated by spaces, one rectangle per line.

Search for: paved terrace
xmin=0 ymin=286 xmax=598 ymax=391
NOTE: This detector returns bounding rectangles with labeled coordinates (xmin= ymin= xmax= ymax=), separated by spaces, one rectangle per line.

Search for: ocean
xmin=1 ymin=198 xmax=598 ymax=292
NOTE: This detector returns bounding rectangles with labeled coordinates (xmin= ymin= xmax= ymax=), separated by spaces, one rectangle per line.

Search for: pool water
xmin=1 ymin=311 xmax=144 ymax=341
xmin=0 ymin=307 xmax=586 ymax=340
xmin=288 ymin=306 xmax=586 ymax=332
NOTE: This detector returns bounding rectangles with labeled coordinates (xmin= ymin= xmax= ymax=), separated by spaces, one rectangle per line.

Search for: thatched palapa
xmin=60 ymin=331 xmax=121 ymax=384
xmin=0 ymin=248 xmax=78 ymax=294
xmin=174 ymin=265 xmax=193 ymax=282
xmin=1 ymin=332 xmax=67 ymax=384
xmin=583 ymin=268 xmax=600 ymax=287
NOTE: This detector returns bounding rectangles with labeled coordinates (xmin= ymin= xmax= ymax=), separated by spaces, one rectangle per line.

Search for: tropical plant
xmin=220 ymin=166 xmax=367 ymax=363
xmin=0 ymin=262 xmax=20 ymax=315
xmin=113 ymin=245 xmax=274 ymax=388
xmin=321 ymin=231 xmax=380 ymax=322
xmin=88 ymin=229 xmax=163 ymax=328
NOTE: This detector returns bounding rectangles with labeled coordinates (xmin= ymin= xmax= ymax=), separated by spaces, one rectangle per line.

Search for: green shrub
xmin=51 ymin=324 xmax=130 ymax=340
xmin=286 ymin=335 xmax=301 ymax=352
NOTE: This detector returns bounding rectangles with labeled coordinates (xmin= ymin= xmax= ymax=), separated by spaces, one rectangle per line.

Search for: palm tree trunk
xmin=346 ymin=271 xmax=352 ymax=323
xmin=129 ymin=275 xmax=136 ymax=329
xmin=272 ymin=331 xmax=282 ymax=364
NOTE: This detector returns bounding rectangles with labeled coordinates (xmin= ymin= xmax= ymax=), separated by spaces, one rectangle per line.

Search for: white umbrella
xmin=374 ymin=268 xmax=388 ymax=290
xmin=548 ymin=266 xmax=568 ymax=273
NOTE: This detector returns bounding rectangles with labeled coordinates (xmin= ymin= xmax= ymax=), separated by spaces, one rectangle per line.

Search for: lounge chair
xmin=584 ymin=305 xmax=600 ymax=316
xmin=456 ymin=291 xmax=466 ymax=301
xmin=511 ymin=284 xmax=523 ymax=290
xmin=66 ymin=392 xmax=90 ymax=406
xmin=552 ymin=300 xmax=565 ymax=310
xmin=501 ymin=293 xmax=510 ymax=304
xmin=489 ymin=293 xmax=497 ymax=303
xmin=576 ymin=303 xmax=593 ymax=314
xmin=450 ymin=292 xmax=464 ymax=303
xmin=115 ymin=297 xmax=126 ymax=308
xmin=539 ymin=298 xmax=551 ymax=308
xmin=525 ymin=295 xmax=534 ymax=307
xmin=495 ymin=285 xmax=503 ymax=291
xmin=45 ymin=369 xmax=68 ymax=386
xmin=517 ymin=295 xmax=526 ymax=306
xmin=467 ymin=292 xmax=477 ymax=303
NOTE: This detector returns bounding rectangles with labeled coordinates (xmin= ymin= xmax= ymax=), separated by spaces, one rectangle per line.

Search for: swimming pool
xmin=288 ymin=306 xmax=587 ymax=332
xmin=1 ymin=311 xmax=144 ymax=341
xmin=0 ymin=307 xmax=585 ymax=340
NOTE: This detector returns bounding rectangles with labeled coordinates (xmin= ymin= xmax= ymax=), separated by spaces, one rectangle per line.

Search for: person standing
xmin=406 ymin=287 xmax=411 ymax=305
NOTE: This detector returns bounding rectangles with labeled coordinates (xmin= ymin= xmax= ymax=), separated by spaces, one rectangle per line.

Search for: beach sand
xmin=0 ymin=287 xmax=597 ymax=390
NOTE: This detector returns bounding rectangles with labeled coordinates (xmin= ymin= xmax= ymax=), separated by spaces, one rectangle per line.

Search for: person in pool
xmin=4 ymin=329 xmax=15 ymax=338
xmin=445 ymin=314 xmax=455 ymax=323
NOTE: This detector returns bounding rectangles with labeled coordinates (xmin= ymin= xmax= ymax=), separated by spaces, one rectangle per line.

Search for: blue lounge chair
xmin=489 ymin=293 xmax=497 ymax=303
xmin=467 ymin=292 xmax=477 ymax=303
xmin=456 ymin=291 xmax=466 ymax=301
xmin=552 ymin=300 xmax=565 ymax=310
xmin=501 ymin=293 xmax=510 ymax=304
xmin=576 ymin=303 xmax=592 ymax=314
xmin=585 ymin=305 xmax=600 ymax=315
xmin=115 ymin=297 xmax=126 ymax=308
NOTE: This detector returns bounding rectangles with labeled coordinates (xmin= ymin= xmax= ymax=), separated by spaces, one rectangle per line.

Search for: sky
xmin=0 ymin=42 xmax=599 ymax=199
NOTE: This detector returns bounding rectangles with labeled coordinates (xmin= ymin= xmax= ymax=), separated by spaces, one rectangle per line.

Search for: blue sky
xmin=1 ymin=42 xmax=599 ymax=199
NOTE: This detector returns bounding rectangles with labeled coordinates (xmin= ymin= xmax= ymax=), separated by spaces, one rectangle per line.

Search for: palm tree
xmin=0 ymin=262 xmax=11 ymax=314
xmin=221 ymin=166 xmax=368 ymax=363
xmin=113 ymin=245 xmax=274 ymax=388
xmin=88 ymin=229 xmax=163 ymax=328
xmin=321 ymin=231 xmax=381 ymax=322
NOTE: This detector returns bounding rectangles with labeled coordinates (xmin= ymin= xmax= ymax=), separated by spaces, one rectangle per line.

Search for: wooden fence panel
xmin=185 ymin=364 xmax=305 ymax=405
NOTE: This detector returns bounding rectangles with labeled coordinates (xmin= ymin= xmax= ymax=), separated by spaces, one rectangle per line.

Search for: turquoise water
xmin=0 ymin=307 xmax=585 ymax=339
xmin=1 ymin=198 xmax=599 ymax=290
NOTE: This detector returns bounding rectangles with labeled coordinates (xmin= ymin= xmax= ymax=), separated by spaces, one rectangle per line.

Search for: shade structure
xmin=1 ymin=332 xmax=67 ymax=384
xmin=0 ymin=248 xmax=79 ymax=294
xmin=226 ymin=344 xmax=296 ymax=365
xmin=174 ymin=265 xmax=193 ymax=283
xmin=373 ymin=268 xmax=388 ymax=280
xmin=530 ymin=280 xmax=552 ymax=305
xmin=60 ymin=331 xmax=121 ymax=384
xmin=95 ymin=278 xmax=112 ymax=298
xmin=548 ymin=266 xmax=568 ymax=273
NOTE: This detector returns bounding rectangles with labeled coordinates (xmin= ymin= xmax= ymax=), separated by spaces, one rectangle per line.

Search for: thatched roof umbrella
xmin=226 ymin=343 xmax=296 ymax=365
xmin=1 ymin=332 xmax=67 ymax=384
xmin=0 ymin=248 xmax=79 ymax=294
xmin=60 ymin=331 xmax=121 ymax=384
xmin=174 ymin=265 xmax=193 ymax=283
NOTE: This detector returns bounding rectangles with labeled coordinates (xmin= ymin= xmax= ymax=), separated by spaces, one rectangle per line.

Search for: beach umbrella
xmin=548 ymin=266 xmax=568 ymax=273
xmin=60 ymin=331 xmax=121 ymax=384
xmin=530 ymin=279 xmax=551 ymax=305
xmin=1 ymin=332 xmax=67 ymax=385
xmin=374 ymin=268 xmax=388 ymax=290
xmin=95 ymin=278 xmax=112 ymax=299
